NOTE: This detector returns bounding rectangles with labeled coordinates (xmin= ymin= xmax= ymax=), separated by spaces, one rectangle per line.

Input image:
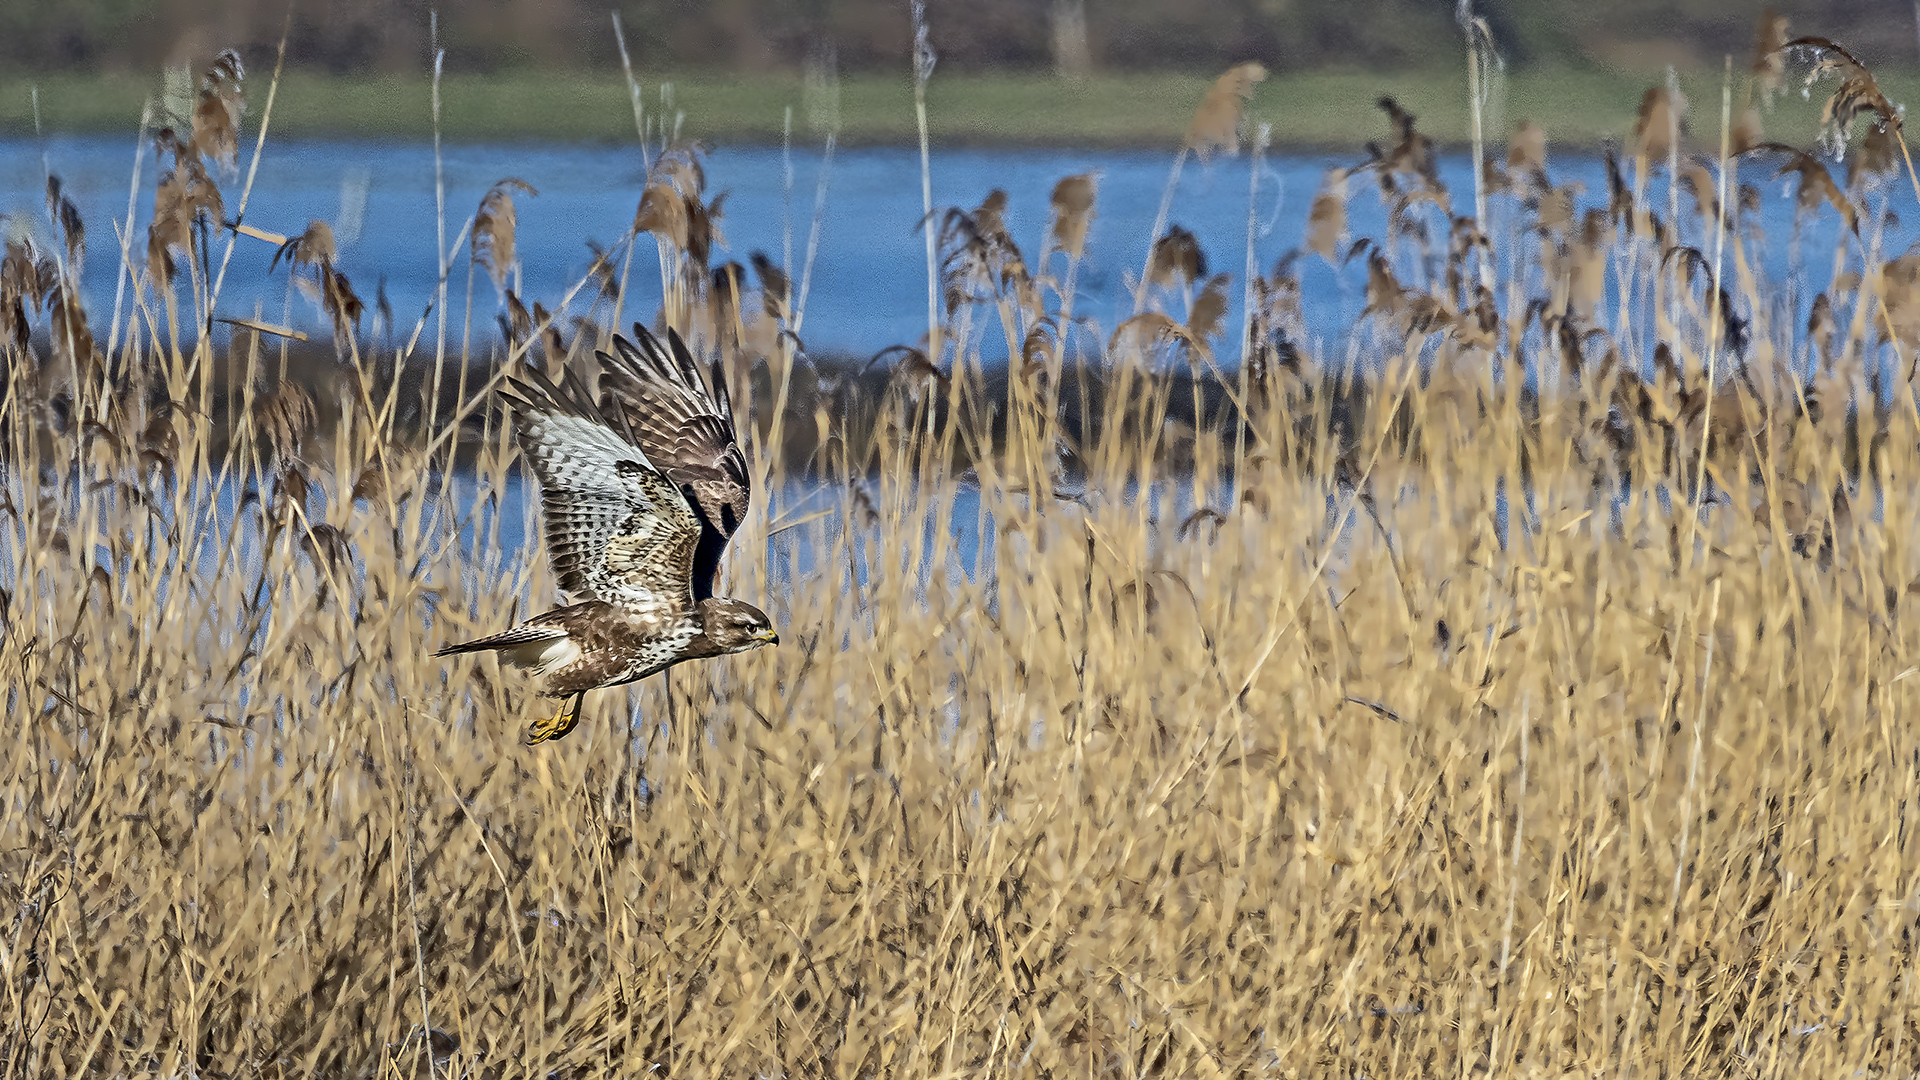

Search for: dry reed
xmin=2 ymin=22 xmax=1920 ymax=1080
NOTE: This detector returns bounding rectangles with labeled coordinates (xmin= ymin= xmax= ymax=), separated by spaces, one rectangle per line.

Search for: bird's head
xmin=700 ymin=598 xmax=780 ymax=652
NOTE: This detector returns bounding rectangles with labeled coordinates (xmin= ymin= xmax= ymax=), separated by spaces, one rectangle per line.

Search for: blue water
xmin=1 ymin=133 xmax=1879 ymax=361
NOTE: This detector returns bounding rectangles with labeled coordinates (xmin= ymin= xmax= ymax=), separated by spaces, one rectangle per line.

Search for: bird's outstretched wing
xmin=503 ymin=365 xmax=701 ymax=626
xmin=596 ymin=324 xmax=751 ymax=600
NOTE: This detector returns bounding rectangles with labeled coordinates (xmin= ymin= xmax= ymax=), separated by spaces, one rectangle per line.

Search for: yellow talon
xmin=526 ymin=692 xmax=585 ymax=745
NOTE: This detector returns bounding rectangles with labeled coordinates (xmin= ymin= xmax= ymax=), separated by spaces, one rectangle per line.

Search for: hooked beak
xmin=757 ymin=628 xmax=781 ymax=646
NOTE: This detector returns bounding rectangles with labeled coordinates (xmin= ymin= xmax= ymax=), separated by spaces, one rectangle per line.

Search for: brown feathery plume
xmin=1380 ymin=179 xmax=1448 ymax=246
xmin=1020 ymin=318 xmax=1058 ymax=375
xmin=192 ymin=49 xmax=245 ymax=173
xmin=290 ymin=262 xmax=364 ymax=352
xmin=878 ymin=346 xmax=948 ymax=401
xmin=1880 ymin=246 xmax=1920 ymax=348
xmin=1361 ymin=248 xmax=1404 ymax=318
xmin=256 ymin=380 xmax=318 ymax=462
xmin=1108 ymin=312 xmax=1200 ymax=365
xmin=650 ymin=141 xmax=708 ymax=197
xmin=1677 ymin=158 xmax=1723 ymax=226
xmin=1507 ymin=120 xmax=1546 ymax=180
xmin=1457 ymin=285 xmax=1499 ymax=350
xmin=946 ymin=192 xmax=1022 ymax=281
xmin=1633 ymin=85 xmax=1685 ymax=162
xmin=1781 ymin=38 xmax=1898 ymax=157
xmin=47 ymin=286 xmax=97 ymax=373
xmin=1804 ymin=290 xmax=1835 ymax=361
xmin=1187 ymin=273 xmax=1231 ymax=341
xmin=1850 ymin=123 xmax=1897 ymax=191
xmin=1661 ymin=244 xmax=1710 ymax=293
xmin=683 ymin=191 xmax=726 ymax=270
xmin=1252 ymin=257 xmax=1305 ymax=347
xmin=1496 ymin=123 xmax=1539 ymax=201
xmin=1752 ymin=11 xmax=1789 ymax=104
xmin=264 ymin=383 xmax=319 ymax=463
xmin=272 ymin=220 xmax=365 ymax=351
xmin=1479 ymin=152 xmax=1510 ymax=198
xmin=533 ymin=300 xmax=564 ymax=363
xmin=973 ymin=189 xmax=1009 ymax=239
xmin=1404 ymin=293 xmax=1454 ymax=337
xmin=1 ymin=238 xmax=47 ymax=352
xmin=1447 ymin=216 xmax=1489 ymax=304
xmin=1535 ymin=182 xmax=1583 ymax=235
xmin=1373 ymin=96 xmax=1443 ymax=193
xmin=1049 ymin=173 xmax=1097 ymax=261
xmin=271 ymin=220 xmax=338 ymax=275
xmin=147 ymin=129 xmax=224 ymax=289
xmin=1568 ymin=211 xmax=1611 ymax=322
xmin=584 ymin=239 xmax=621 ymax=303
xmin=1651 ymin=341 xmax=1683 ymax=389
xmin=320 ymin=266 xmax=364 ymax=349
xmin=1177 ymin=508 xmax=1227 ymax=544
xmin=636 ymin=145 xmax=719 ymax=286
xmin=1148 ymin=226 xmax=1205 ymax=288
xmin=934 ymin=196 xmax=1028 ymax=316
xmin=141 ymin=402 xmax=182 ymax=472
xmin=1743 ymin=143 xmax=1857 ymax=234
xmin=473 ymin=178 xmax=536 ymax=297
xmin=634 ymin=183 xmax=691 ymax=251
xmin=1244 ymin=279 xmax=1303 ymax=401
xmin=299 ymin=523 xmax=355 ymax=602
xmin=1306 ymin=168 xmax=1349 ymax=266
xmin=263 ymin=459 xmax=310 ymax=527
xmin=1807 ymin=292 xmax=1836 ymax=367
xmin=350 ymin=459 xmax=389 ymax=507
xmin=1185 ymin=62 xmax=1267 ymax=161
xmin=968 ymin=190 xmax=1032 ymax=305
xmin=1603 ymin=148 xmax=1634 ymax=225
xmin=44 ymin=176 xmax=84 ymax=280
xmin=374 ymin=290 xmax=397 ymax=351
xmin=500 ymin=290 xmax=533 ymax=354
xmin=709 ymin=260 xmax=744 ymax=344
xmin=751 ymin=251 xmax=789 ymax=321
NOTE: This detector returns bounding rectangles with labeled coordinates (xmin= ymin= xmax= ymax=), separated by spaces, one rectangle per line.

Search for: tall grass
xmin=2 ymin=18 xmax=1920 ymax=1078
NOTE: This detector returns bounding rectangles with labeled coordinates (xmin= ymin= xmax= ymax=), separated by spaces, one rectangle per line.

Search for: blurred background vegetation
xmin=1 ymin=0 xmax=1911 ymax=77
xmin=5 ymin=0 xmax=1918 ymax=145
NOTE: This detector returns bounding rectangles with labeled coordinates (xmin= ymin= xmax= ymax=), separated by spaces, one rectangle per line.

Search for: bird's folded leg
xmin=526 ymin=691 xmax=586 ymax=744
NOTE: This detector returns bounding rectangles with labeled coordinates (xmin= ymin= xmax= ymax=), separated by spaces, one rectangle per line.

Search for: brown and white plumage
xmin=437 ymin=324 xmax=777 ymax=744
xmin=596 ymin=326 xmax=753 ymax=599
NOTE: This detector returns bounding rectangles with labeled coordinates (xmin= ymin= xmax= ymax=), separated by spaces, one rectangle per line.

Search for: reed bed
xmin=1 ymin=14 xmax=1919 ymax=1078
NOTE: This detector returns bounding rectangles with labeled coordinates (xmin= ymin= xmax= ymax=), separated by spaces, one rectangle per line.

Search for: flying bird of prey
xmin=437 ymin=324 xmax=778 ymax=743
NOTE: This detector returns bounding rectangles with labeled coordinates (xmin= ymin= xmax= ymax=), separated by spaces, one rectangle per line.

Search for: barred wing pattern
xmin=504 ymin=370 xmax=702 ymax=627
xmin=597 ymin=324 xmax=752 ymax=600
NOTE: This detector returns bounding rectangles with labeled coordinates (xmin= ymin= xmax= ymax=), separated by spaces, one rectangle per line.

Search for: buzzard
xmin=437 ymin=324 xmax=778 ymax=743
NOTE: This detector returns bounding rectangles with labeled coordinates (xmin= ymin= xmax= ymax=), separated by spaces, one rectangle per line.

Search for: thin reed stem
xmin=431 ymin=24 xmax=449 ymax=376
xmin=912 ymin=1 xmax=939 ymax=365
xmin=1136 ymin=147 xmax=1188 ymax=315
xmin=1682 ymin=57 xmax=1734 ymax=572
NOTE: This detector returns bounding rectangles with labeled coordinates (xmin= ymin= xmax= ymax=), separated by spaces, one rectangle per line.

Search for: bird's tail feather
xmin=434 ymin=624 xmax=567 ymax=657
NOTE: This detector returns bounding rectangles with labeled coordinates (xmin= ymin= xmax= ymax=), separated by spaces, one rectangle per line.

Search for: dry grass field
xmin=3 ymin=18 xmax=1920 ymax=1080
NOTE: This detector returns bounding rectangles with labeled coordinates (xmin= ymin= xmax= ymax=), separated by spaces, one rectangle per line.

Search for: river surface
xmin=0 ymin=134 xmax=1878 ymax=360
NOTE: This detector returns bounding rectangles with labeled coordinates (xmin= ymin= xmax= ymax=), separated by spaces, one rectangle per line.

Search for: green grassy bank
xmin=6 ymin=65 xmax=1909 ymax=148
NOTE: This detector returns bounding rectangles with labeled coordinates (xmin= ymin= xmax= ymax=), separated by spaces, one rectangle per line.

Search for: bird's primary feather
xmin=597 ymin=324 xmax=752 ymax=599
